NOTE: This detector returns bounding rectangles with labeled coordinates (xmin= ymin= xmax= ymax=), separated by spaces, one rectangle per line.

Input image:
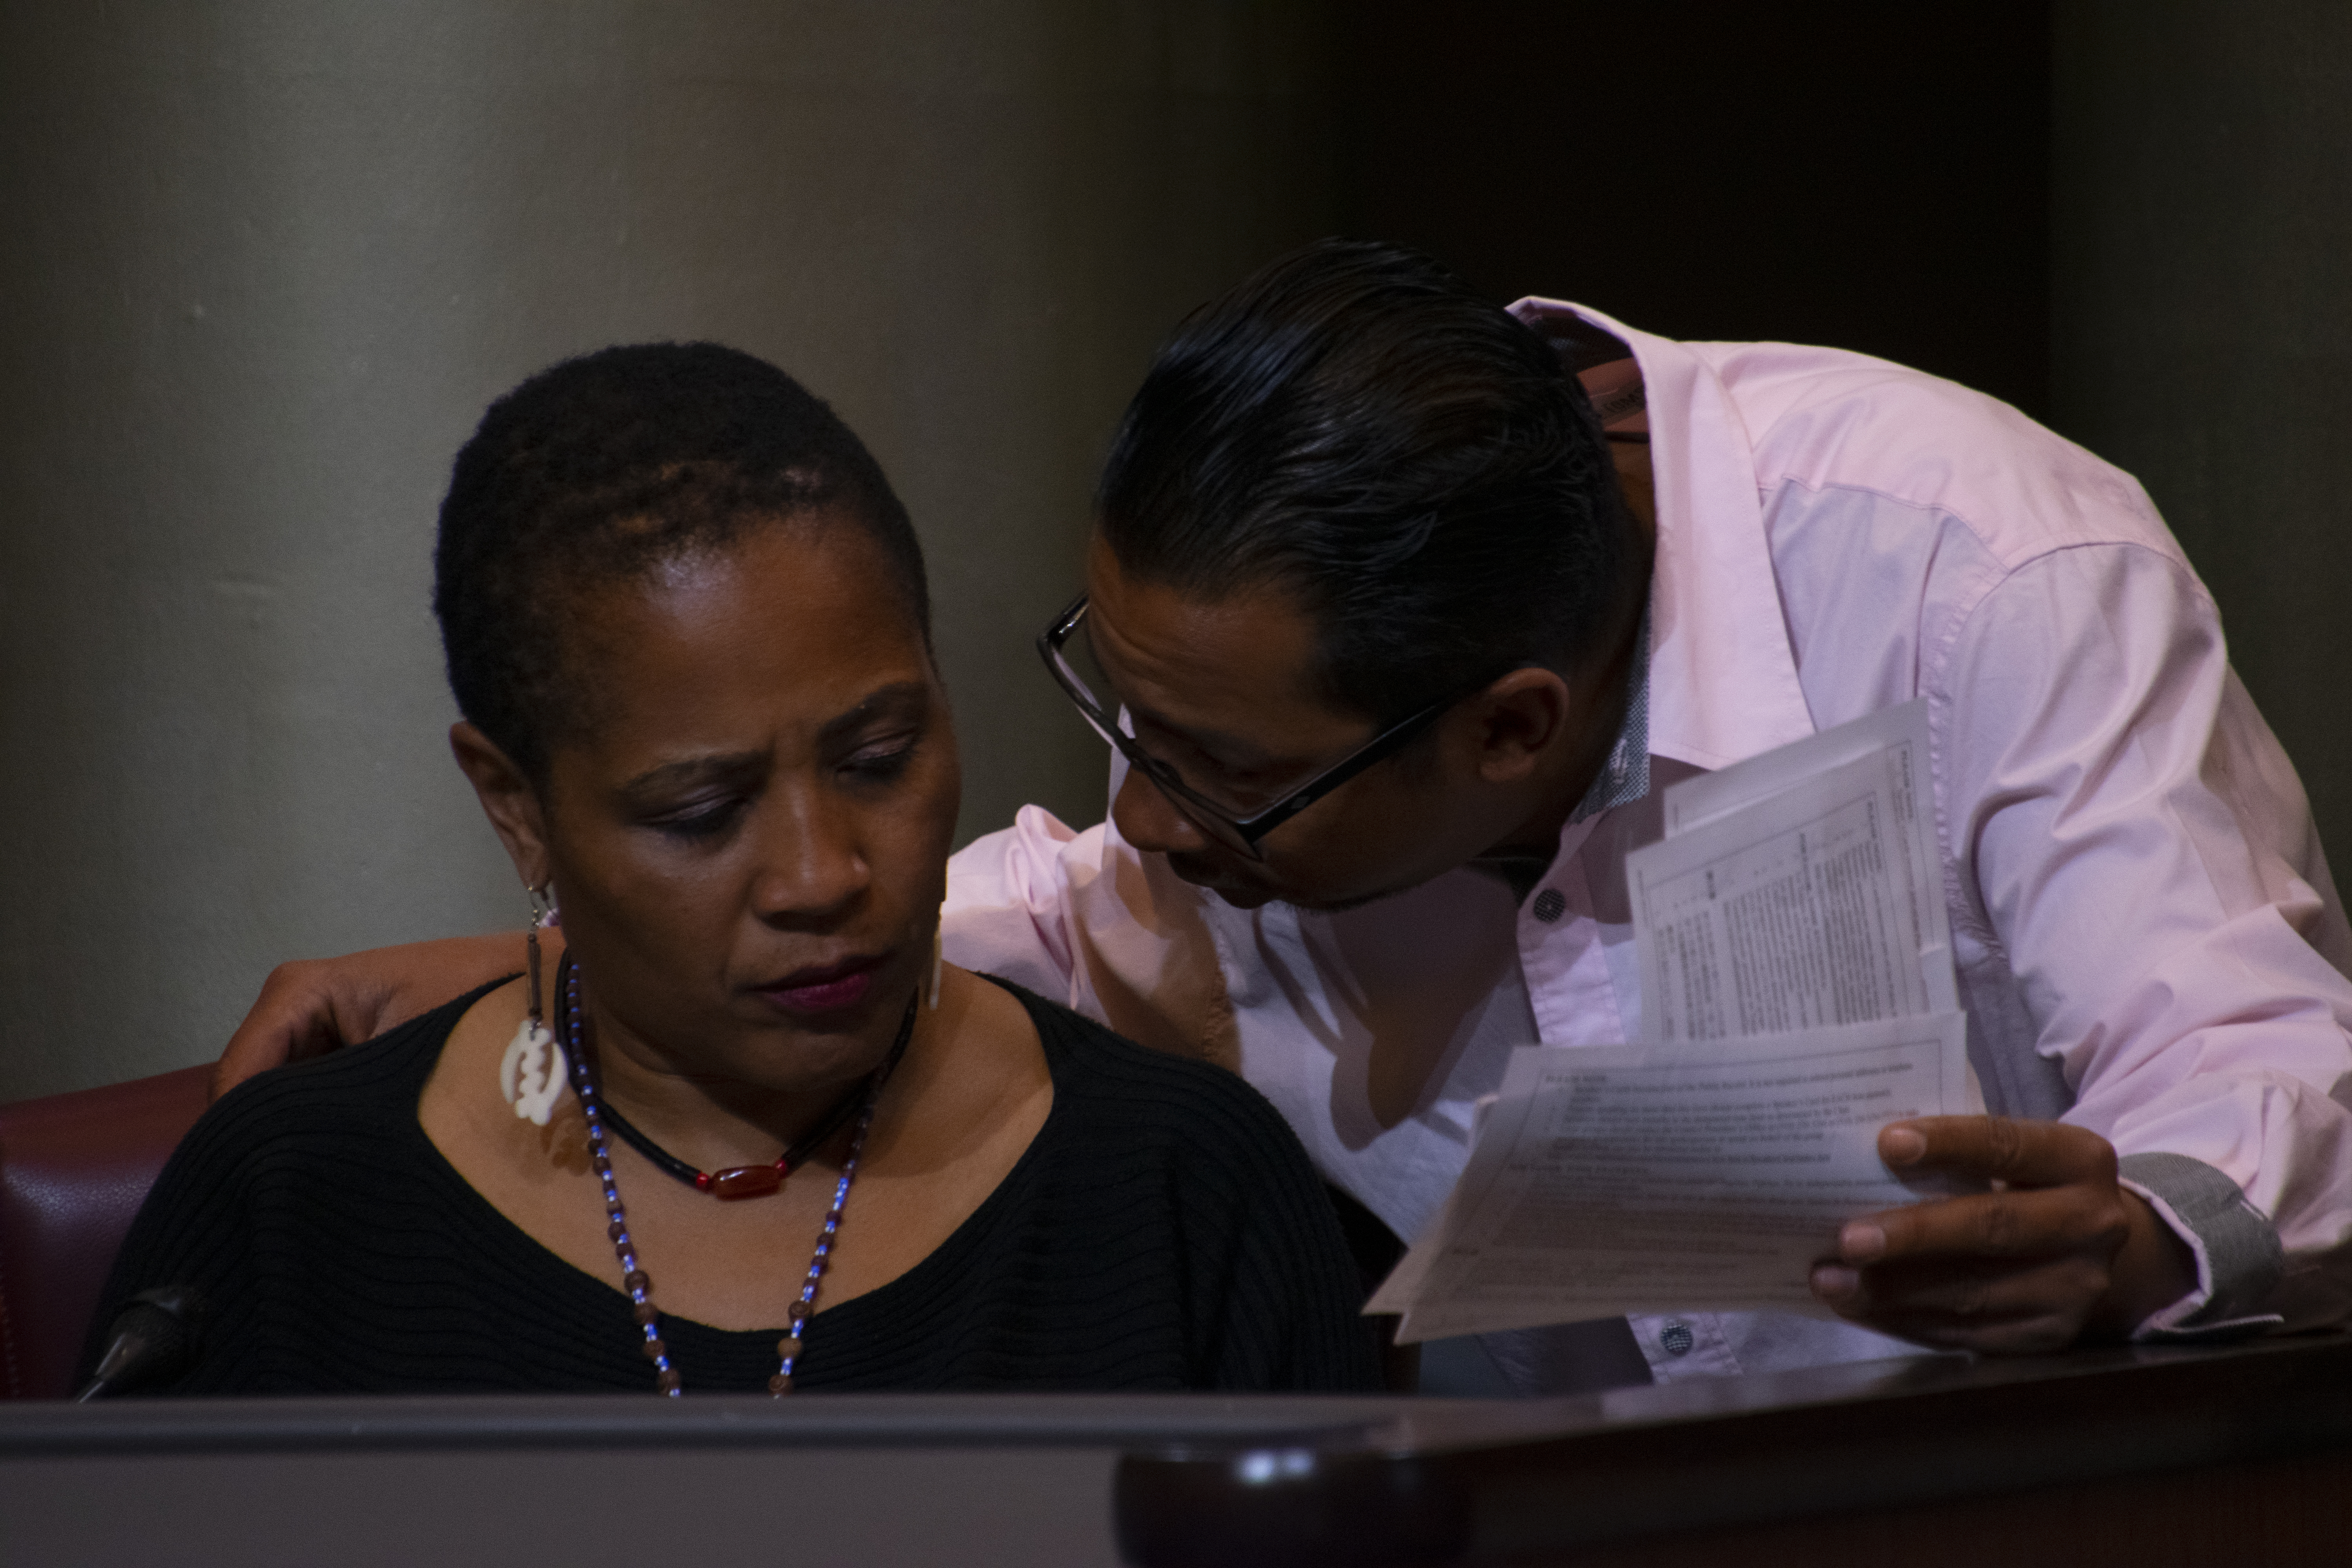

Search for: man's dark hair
xmin=434 ymin=341 xmax=928 ymax=782
xmin=1096 ymin=239 xmax=1629 ymax=723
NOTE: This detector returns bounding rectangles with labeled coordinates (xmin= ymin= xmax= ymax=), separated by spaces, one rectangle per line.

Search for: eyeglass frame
xmin=1035 ymin=593 xmax=1472 ymax=860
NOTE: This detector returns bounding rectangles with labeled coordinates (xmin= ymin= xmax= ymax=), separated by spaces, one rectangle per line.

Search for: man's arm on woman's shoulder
xmin=946 ymin=800 xmax=1243 ymax=1068
xmin=942 ymin=805 xmax=1097 ymax=996
xmin=211 ymin=932 xmax=530 ymax=1101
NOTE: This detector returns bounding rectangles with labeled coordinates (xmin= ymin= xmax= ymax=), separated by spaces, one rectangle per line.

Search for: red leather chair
xmin=0 ymin=1066 xmax=210 ymax=1398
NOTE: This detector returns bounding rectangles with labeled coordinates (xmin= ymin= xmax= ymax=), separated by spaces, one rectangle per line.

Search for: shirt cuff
xmin=2116 ymin=1152 xmax=2285 ymax=1339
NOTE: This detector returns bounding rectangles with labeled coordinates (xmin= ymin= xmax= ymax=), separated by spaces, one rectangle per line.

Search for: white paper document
xmin=1632 ymin=701 xmax=1956 ymax=1039
xmin=1369 ymin=703 xmax=1972 ymax=1339
xmin=1370 ymin=1014 xmax=1969 ymax=1340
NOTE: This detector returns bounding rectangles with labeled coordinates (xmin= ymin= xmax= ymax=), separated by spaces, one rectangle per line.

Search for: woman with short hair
xmin=87 ymin=343 xmax=1382 ymax=1396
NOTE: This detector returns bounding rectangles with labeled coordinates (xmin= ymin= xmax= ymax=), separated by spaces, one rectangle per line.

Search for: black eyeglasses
xmin=1035 ymin=593 xmax=1465 ymax=861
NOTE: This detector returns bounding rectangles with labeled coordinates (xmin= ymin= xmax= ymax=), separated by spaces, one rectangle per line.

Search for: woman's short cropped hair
xmin=1095 ymin=239 xmax=1628 ymax=724
xmin=434 ymin=342 xmax=929 ymax=783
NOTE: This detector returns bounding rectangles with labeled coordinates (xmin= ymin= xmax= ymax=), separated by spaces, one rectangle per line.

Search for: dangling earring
xmin=500 ymin=882 xmax=569 ymax=1125
xmin=927 ymin=869 xmax=947 ymax=1010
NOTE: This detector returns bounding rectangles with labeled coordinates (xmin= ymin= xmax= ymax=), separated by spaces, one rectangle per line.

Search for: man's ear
xmin=1462 ymin=668 xmax=1573 ymax=786
xmin=449 ymin=722 xmax=553 ymax=887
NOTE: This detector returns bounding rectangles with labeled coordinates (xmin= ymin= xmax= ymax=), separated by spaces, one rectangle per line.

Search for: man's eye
xmin=1145 ymin=743 xmax=1261 ymax=798
xmin=1143 ymin=753 xmax=1192 ymax=789
xmin=1133 ymin=729 xmax=1218 ymax=780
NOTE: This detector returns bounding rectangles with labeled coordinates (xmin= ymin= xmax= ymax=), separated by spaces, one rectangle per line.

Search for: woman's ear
xmin=449 ymin=722 xmax=552 ymax=887
xmin=1462 ymin=667 xmax=1574 ymax=786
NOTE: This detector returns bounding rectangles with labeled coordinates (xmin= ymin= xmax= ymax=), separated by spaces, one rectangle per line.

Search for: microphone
xmin=75 ymin=1285 xmax=207 ymax=1401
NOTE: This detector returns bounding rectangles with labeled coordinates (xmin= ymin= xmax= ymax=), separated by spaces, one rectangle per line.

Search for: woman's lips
xmin=753 ymin=955 xmax=884 ymax=1016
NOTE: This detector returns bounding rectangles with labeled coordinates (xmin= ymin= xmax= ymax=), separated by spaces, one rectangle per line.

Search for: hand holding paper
xmin=1372 ymin=703 xmax=1979 ymax=1342
xmin=1370 ymin=1015 xmax=1972 ymax=1342
xmin=1810 ymin=1115 xmax=2198 ymax=1353
xmin=1367 ymin=701 xmax=2187 ymax=1352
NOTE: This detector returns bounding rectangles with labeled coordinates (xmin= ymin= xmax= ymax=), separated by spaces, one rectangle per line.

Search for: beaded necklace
xmin=558 ymin=954 xmax=916 ymax=1396
xmin=593 ymin=1049 xmax=878 ymax=1198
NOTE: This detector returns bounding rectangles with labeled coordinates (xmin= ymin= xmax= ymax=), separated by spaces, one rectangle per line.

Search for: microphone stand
xmin=75 ymin=1285 xmax=206 ymax=1401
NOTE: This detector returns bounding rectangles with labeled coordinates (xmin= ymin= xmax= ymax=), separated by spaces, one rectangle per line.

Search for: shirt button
xmin=1531 ymin=888 xmax=1568 ymax=924
xmin=1659 ymin=1321 xmax=1695 ymax=1357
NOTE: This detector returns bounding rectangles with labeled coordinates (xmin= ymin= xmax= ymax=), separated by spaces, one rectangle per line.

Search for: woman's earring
xmin=499 ymin=883 xmax=569 ymax=1125
xmin=927 ymin=871 xmax=947 ymax=1011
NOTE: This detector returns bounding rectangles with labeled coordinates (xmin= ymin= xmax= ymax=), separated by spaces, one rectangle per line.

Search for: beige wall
xmin=2053 ymin=0 xmax=2352 ymax=856
xmin=0 ymin=2 xmax=1338 ymax=1097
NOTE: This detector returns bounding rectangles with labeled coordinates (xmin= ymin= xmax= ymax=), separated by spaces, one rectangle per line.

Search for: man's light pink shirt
xmin=944 ymin=301 xmax=2352 ymax=1378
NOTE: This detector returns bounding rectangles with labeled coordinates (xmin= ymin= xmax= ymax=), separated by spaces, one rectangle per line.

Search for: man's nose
xmin=1111 ymin=764 xmax=1212 ymax=857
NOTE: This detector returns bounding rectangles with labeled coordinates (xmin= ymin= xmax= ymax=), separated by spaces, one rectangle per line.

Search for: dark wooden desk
xmin=1119 ymin=1334 xmax=2352 ymax=1566
xmin=1 ymin=1390 xmax=1416 ymax=1566
xmin=3 ymin=1336 xmax=2346 ymax=1566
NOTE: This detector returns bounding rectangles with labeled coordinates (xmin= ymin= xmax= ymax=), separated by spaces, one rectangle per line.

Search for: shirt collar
xmin=1510 ymin=297 xmax=1817 ymax=775
xmin=1568 ymin=601 xmax=1651 ymax=824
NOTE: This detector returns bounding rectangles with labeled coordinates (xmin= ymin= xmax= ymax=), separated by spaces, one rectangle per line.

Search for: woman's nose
xmin=748 ymin=791 xmax=870 ymax=923
xmin=1111 ymin=764 xmax=1211 ymax=857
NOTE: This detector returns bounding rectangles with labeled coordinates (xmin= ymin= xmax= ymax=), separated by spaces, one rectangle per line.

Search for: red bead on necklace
xmin=588 ymin=1036 xmax=895 ymax=1200
xmin=701 ymin=1160 xmax=785 ymax=1200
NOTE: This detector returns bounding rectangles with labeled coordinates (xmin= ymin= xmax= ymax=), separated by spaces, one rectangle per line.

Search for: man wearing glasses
xmin=219 ymin=240 xmax=2352 ymax=1392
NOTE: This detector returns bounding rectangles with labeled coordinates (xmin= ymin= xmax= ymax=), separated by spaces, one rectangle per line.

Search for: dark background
xmin=1338 ymin=1 xmax=2052 ymax=417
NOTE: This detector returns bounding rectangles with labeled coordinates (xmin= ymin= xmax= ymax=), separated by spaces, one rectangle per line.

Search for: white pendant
xmin=499 ymin=1016 xmax=569 ymax=1126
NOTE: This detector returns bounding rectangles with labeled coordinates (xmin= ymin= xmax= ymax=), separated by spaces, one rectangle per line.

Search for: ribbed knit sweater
xmin=85 ymin=978 xmax=1384 ymax=1395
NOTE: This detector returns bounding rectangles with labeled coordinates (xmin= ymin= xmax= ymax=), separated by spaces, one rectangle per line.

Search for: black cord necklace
xmin=561 ymin=962 xmax=919 ymax=1201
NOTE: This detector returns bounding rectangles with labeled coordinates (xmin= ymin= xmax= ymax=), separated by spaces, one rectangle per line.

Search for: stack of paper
xmin=1371 ymin=702 xmax=1973 ymax=1342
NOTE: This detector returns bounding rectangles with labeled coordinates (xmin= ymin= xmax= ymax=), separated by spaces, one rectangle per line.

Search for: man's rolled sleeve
xmin=2118 ymin=1152 xmax=2285 ymax=1336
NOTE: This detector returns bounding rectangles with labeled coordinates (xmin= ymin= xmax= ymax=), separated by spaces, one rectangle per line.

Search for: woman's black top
xmin=84 ymin=978 xmax=1383 ymax=1395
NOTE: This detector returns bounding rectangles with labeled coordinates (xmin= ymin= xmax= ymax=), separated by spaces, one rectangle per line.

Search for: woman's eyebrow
xmin=818 ymin=680 xmax=932 ymax=744
xmin=611 ymin=682 xmax=932 ymax=796
xmin=617 ymin=750 xmax=768 ymax=797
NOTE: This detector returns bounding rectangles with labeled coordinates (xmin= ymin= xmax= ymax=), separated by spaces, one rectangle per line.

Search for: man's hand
xmin=1808 ymin=1116 xmax=2199 ymax=1354
xmin=211 ymin=932 xmax=536 ymax=1102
